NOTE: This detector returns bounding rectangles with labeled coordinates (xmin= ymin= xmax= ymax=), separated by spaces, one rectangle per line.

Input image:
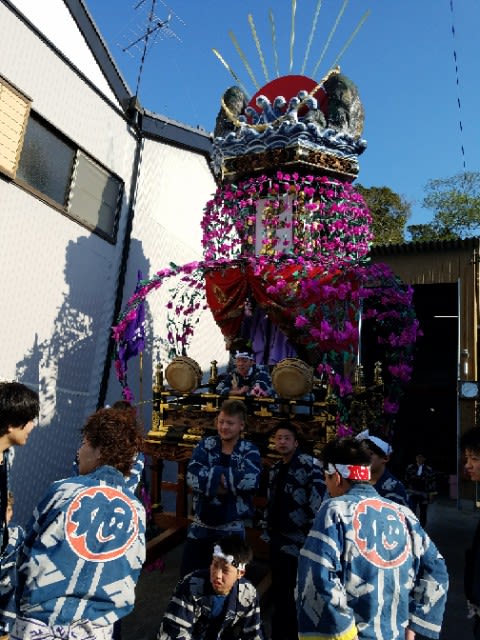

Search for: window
xmin=17 ymin=116 xmax=75 ymax=206
xmin=10 ymin=111 xmax=123 ymax=242
xmin=68 ymin=152 xmax=122 ymax=239
xmin=0 ymin=76 xmax=31 ymax=178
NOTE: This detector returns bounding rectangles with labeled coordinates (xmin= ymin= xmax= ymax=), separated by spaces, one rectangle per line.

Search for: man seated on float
xmin=216 ymin=345 xmax=273 ymax=398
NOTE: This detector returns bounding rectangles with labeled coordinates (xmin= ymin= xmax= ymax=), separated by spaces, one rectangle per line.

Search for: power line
xmin=449 ymin=0 xmax=466 ymax=171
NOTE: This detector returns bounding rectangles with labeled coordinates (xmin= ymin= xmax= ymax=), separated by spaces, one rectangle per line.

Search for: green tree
xmin=355 ymin=184 xmax=410 ymax=245
xmin=407 ymin=224 xmax=449 ymax=243
xmin=407 ymin=171 xmax=480 ymax=241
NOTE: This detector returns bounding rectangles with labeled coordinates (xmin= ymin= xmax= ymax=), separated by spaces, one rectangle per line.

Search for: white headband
xmin=234 ymin=351 xmax=254 ymax=360
xmin=356 ymin=429 xmax=392 ymax=456
xmin=325 ymin=462 xmax=371 ymax=481
xmin=213 ymin=544 xmax=246 ymax=570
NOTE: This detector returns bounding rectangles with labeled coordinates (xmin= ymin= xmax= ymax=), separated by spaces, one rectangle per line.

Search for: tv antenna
xmin=120 ymin=0 xmax=184 ymax=98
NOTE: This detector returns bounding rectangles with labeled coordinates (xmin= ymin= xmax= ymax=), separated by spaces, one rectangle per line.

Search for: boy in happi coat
xmin=158 ymin=535 xmax=264 ymax=640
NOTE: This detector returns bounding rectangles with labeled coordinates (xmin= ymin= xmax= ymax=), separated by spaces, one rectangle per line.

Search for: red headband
xmin=325 ymin=463 xmax=371 ymax=481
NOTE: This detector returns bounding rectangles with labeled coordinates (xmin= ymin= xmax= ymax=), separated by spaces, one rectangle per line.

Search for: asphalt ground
xmin=122 ymin=496 xmax=479 ymax=640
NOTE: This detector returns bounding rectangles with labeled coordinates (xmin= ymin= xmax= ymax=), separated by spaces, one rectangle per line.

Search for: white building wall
xmin=0 ymin=2 xmax=133 ymax=170
xmin=3 ymin=0 xmax=121 ymax=105
xmin=0 ymin=0 xmax=225 ymax=524
xmin=105 ymin=139 xmax=228 ymax=419
xmin=0 ymin=2 xmax=138 ymax=523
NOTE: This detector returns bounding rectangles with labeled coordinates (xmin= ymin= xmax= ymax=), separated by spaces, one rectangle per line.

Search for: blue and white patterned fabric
xmin=10 ymin=617 xmax=113 ymax=639
xmin=264 ymin=450 xmax=325 ymax=556
xmin=127 ymin=452 xmax=145 ymax=492
xmin=0 ymin=449 xmax=14 ymax=553
xmin=374 ymin=468 xmax=410 ymax=507
xmin=72 ymin=453 xmax=144 ymax=494
xmin=216 ymin=365 xmax=273 ymax=397
xmin=186 ymin=436 xmax=261 ymax=540
xmin=157 ymin=569 xmax=265 ymax=640
xmin=14 ymin=465 xmax=146 ymax=630
xmin=297 ymin=482 xmax=448 ymax=640
xmin=0 ymin=524 xmax=24 ymax=634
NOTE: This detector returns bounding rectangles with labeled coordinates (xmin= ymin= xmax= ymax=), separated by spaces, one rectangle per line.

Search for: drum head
xmin=165 ymin=357 xmax=202 ymax=393
xmin=272 ymin=358 xmax=313 ymax=400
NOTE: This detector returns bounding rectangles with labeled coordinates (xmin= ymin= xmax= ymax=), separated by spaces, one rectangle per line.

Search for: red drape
xmin=204 ymin=263 xmax=351 ymax=348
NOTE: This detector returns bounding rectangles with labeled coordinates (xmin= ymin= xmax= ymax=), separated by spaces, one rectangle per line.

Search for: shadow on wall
xmin=12 ymin=236 xmax=150 ymax=526
xmin=104 ymin=237 xmax=154 ymax=428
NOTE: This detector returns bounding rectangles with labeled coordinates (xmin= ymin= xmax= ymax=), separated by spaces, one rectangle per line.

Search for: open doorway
xmin=391 ymin=282 xmax=458 ymax=487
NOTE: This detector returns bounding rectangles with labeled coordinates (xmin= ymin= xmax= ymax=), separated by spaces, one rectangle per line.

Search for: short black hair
xmin=229 ymin=338 xmax=253 ymax=358
xmin=321 ymin=437 xmax=371 ymax=470
xmin=363 ymin=439 xmax=388 ymax=459
xmin=460 ymin=427 xmax=480 ymax=454
xmin=213 ymin=534 xmax=253 ymax=566
xmin=271 ymin=421 xmax=298 ymax=439
xmin=0 ymin=382 xmax=39 ymax=436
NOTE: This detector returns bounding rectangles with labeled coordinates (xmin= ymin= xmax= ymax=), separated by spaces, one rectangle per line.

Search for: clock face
xmin=461 ymin=382 xmax=479 ymax=398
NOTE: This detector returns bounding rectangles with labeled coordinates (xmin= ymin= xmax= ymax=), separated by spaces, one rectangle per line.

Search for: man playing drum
xmin=216 ymin=345 xmax=273 ymax=398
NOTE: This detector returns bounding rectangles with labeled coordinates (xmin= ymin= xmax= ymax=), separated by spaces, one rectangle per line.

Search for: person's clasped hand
xmin=251 ymin=384 xmax=267 ymax=397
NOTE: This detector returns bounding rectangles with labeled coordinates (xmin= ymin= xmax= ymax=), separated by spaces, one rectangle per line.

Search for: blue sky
xmin=85 ymin=0 xmax=479 ymax=229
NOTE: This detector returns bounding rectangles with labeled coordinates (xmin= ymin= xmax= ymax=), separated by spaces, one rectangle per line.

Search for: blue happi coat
xmin=264 ymin=450 xmax=325 ymax=556
xmin=72 ymin=452 xmax=145 ymax=493
xmin=0 ymin=524 xmax=24 ymax=634
xmin=0 ymin=449 xmax=14 ymax=552
xmin=186 ymin=436 xmax=261 ymax=540
xmin=374 ymin=468 xmax=410 ymax=507
xmin=297 ymin=483 xmax=448 ymax=640
xmin=216 ymin=365 xmax=273 ymax=397
xmin=158 ymin=569 xmax=265 ymax=640
xmin=15 ymin=465 xmax=146 ymax=626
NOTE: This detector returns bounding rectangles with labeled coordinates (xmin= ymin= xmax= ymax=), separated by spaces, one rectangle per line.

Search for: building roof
xmin=371 ymin=236 xmax=480 ymax=257
xmin=64 ymin=0 xmax=212 ymax=156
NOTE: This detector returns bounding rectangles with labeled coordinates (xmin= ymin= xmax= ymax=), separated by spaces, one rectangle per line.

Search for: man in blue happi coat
xmin=216 ymin=345 xmax=273 ymax=398
xmin=0 ymin=382 xmax=39 ymax=637
xmin=262 ymin=421 xmax=325 ymax=640
xmin=12 ymin=408 xmax=146 ymax=640
xmin=180 ymin=399 xmax=261 ymax=577
xmin=297 ymin=436 xmax=448 ymax=640
xmin=356 ymin=429 xmax=410 ymax=506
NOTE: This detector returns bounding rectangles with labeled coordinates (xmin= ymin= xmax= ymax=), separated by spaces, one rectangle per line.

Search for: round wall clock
xmin=459 ymin=381 xmax=479 ymax=399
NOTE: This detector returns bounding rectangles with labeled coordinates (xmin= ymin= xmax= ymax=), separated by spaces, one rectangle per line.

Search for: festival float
xmin=112 ymin=12 xmax=421 ymax=550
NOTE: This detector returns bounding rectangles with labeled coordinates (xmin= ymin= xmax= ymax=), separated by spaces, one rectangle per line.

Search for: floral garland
xmin=112 ymin=262 xmax=204 ymax=402
xmin=112 ymin=173 xmax=419 ymax=435
xmin=165 ymin=268 xmax=207 ymax=360
xmin=202 ymin=172 xmax=373 ymax=268
xmin=310 ymin=263 xmax=421 ymax=433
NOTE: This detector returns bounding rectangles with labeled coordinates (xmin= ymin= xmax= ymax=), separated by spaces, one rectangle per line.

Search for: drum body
xmin=272 ymin=358 xmax=314 ymax=399
xmin=165 ymin=356 xmax=203 ymax=393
